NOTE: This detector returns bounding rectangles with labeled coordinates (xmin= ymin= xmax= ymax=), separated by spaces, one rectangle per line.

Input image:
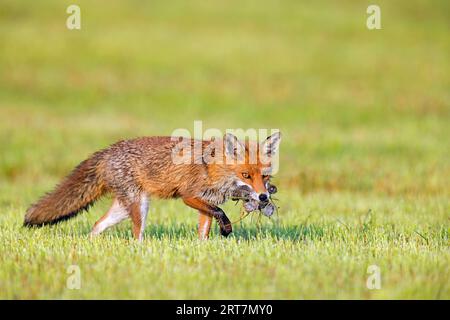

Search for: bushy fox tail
xmin=24 ymin=152 xmax=107 ymax=227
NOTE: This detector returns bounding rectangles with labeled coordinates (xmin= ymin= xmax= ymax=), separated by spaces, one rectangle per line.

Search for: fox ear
xmin=261 ymin=132 xmax=281 ymax=157
xmin=224 ymin=133 xmax=245 ymax=160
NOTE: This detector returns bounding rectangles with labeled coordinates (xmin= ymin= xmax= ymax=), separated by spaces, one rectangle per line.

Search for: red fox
xmin=24 ymin=132 xmax=281 ymax=240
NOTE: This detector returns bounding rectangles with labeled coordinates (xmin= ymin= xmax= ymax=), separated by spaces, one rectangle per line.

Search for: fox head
xmin=210 ymin=132 xmax=281 ymax=202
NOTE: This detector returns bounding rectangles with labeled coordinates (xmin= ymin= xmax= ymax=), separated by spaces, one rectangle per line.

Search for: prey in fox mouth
xmin=232 ymin=183 xmax=278 ymax=217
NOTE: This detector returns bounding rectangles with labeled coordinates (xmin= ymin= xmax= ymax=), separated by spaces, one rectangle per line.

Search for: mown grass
xmin=0 ymin=0 xmax=449 ymax=299
xmin=0 ymin=193 xmax=448 ymax=299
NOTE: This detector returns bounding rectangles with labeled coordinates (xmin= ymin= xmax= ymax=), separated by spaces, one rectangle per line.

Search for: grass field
xmin=0 ymin=0 xmax=449 ymax=299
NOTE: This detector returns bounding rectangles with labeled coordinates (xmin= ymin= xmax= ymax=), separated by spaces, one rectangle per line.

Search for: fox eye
xmin=262 ymin=174 xmax=270 ymax=180
xmin=242 ymin=172 xmax=250 ymax=179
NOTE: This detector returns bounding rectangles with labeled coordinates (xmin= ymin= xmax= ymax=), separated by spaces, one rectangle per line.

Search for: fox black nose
xmin=259 ymin=193 xmax=268 ymax=202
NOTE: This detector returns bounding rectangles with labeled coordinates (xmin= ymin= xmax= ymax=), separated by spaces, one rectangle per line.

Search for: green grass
xmin=0 ymin=0 xmax=449 ymax=299
xmin=0 ymin=193 xmax=448 ymax=299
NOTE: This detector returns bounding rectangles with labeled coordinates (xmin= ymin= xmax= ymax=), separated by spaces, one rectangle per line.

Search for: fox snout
xmin=253 ymin=183 xmax=277 ymax=216
xmin=258 ymin=193 xmax=268 ymax=202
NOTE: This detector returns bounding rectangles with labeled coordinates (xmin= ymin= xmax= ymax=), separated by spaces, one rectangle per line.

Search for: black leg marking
xmin=212 ymin=207 xmax=232 ymax=237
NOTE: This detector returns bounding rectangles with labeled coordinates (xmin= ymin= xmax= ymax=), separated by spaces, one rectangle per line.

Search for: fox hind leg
xmin=91 ymin=198 xmax=129 ymax=236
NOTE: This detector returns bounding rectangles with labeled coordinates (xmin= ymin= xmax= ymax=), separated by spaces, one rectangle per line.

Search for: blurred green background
xmin=0 ymin=0 xmax=448 ymax=299
xmin=1 ymin=0 xmax=449 ymax=193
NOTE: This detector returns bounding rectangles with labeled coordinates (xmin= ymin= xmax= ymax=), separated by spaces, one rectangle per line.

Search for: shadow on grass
xmin=33 ymin=219 xmax=325 ymax=242
xmin=139 ymin=223 xmax=325 ymax=241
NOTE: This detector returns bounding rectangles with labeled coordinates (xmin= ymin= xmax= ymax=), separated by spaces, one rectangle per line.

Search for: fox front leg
xmin=183 ymin=197 xmax=232 ymax=238
xmin=197 ymin=212 xmax=213 ymax=240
